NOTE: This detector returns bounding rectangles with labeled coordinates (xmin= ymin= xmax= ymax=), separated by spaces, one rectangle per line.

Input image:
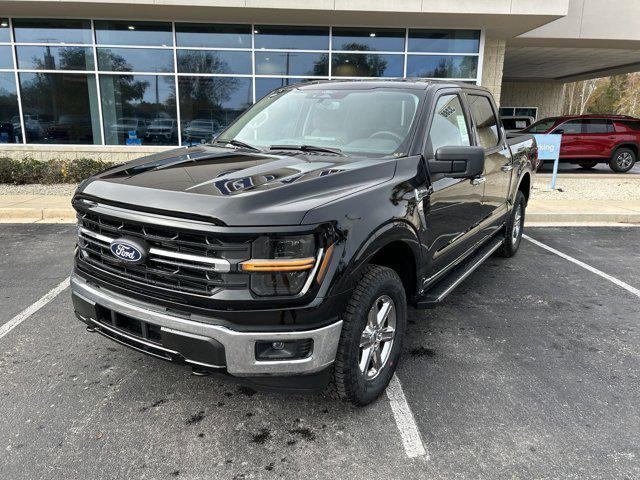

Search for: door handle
xmin=471 ymin=176 xmax=486 ymax=186
xmin=501 ymin=164 xmax=514 ymax=172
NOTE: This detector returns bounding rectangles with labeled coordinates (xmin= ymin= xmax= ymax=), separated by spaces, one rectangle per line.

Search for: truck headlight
xmin=241 ymin=234 xmax=319 ymax=296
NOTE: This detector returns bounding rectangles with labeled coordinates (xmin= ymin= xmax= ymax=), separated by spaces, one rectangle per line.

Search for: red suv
xmin=524 ymin=114 xmax=640 ymax=172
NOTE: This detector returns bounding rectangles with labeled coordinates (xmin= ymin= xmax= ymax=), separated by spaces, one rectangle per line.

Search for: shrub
xmin=0 ymin=157 xmax=115 ymax=184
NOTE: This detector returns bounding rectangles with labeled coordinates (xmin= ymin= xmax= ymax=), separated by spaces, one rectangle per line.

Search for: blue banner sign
xmin=534 ymin=134 xmax=562 ymax=189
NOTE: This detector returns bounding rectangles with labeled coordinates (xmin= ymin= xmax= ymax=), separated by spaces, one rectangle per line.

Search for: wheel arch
xmin=337 ymin=221 xmax=421 ymax=303
xmin=612 ymin=142 xmax=638 ymax=158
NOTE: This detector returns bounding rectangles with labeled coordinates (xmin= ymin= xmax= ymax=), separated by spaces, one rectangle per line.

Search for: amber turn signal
xmin=241 ymin=257 xmax=316 ymax=272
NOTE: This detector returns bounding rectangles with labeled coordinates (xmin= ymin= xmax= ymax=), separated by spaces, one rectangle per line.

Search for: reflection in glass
xmin=332 ymin=53 xmax=403 ymax=77
xmin=19 ymin=72 xmax=101 ymax=144
xmin=254 ymin=25 xmax=329 ymax=50
xmin=0 ymin=18 xmax=10 ymax=43
xmin=255 ymin=78 xmax=311 ymax=101
xmin=406 ymin=55 xmax=478 ymax=78
xmin=0 ymin=46 xmax=14 ymax=70
xmin=178 ymin=76 xmax=252 ymax=145
xmin=255 ymin=52 xmax=328 ymax=76
xmin=175 ymin=23 xmax=251 ymax=49
xmin=177 ymin=50 xmax=251 ymax=74
xmin=98 ymin=48 xmax=173 ymax=73
xmin=17 ymin=46 xmax=94 ymax=70
xmin=100 ymin=74 xmax=177 ymax=146
xmin=408 ymin=30 xmax=480 ymax=53
xmin=0 ymin=72 xmax=22 ymax=143
xmin=95 ymin=20 xmax=173 ymax=47
xmin=332 ymin=27 xmax=405 ymax=52
xmin=13 ymin=18 xmax=93 ymax=44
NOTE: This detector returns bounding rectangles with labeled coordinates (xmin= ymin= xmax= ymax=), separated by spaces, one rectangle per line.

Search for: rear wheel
xmin=496 ymin=190 xmax=526 ymax=258
xmin=578 ymin=161 xmax=598 ymax=169
xmin=609 ymin=148 xmax=636 ymax=173
xmin=327 ymin=265 xmax=407 ymax=406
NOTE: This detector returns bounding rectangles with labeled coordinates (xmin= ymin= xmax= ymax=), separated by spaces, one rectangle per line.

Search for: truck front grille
xmin=76 ymin=210 xmax=250 ymax=298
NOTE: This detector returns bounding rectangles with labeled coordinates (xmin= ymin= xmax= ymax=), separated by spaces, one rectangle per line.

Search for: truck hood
xmin=76 ymin=145 xmax=396 ymax=226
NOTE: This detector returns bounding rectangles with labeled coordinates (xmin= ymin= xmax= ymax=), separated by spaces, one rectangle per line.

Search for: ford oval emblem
xmin=109 ymin=238 xmax=147 ymax=264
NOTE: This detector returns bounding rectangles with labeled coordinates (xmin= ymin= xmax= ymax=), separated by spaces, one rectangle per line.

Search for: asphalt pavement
xmin=0 ymin=225 xmax=638 ymax=479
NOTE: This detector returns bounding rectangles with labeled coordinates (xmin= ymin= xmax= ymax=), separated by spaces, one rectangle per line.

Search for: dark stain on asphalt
xmin=288 ymin=427 xmax=316 ymax=441
xmin=238 ymin=386 xmax=257 ymax=397
xmin=197 ymin=433 xmax=205 ymax=438
xmin=170 ymin=470 xmax=180 ymax=477
xmin=186 ymin=411 xmax=206 ymax=425
xmin=411 ymin=346 xmax=436 ymax=357
xmin=265 ymin=462 xmax=275 ymax=471
xmin=251 ymin=428 xmax=272 ymax=444
xmin=140 ymin=399 xmax=166 ymax=412
xmin=286 ymin=439 xmax=297 ymax=446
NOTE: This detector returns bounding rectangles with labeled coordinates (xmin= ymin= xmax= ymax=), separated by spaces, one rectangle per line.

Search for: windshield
xmin=219 ymin=87 xmax=422 ymax=157
xmin=525 ymin=118 xmax=558 ymax=133
xmin=117 ymin=118 xmax=138 ymax=126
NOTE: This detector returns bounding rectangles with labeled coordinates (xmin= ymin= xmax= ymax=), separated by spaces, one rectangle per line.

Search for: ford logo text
xmin=109 ymin=239 xmax=146 ymax=263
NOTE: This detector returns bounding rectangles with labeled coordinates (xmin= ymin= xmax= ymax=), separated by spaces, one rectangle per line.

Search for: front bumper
xmin=71 ymin=274 xmax=342 ymax=377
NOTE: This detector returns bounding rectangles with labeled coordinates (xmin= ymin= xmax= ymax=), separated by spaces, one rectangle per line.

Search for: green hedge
xmin=0 ymin=157 xmax=116 ymax=184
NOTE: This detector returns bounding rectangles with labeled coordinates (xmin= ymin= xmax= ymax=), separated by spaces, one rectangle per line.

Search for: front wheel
xmin=496 ymin=190 xmax=526 ymax=258
xmin=327 ymin=265 xmax=407 ymax=406
xmin=609 ymin=148 xmax=636 ymax=173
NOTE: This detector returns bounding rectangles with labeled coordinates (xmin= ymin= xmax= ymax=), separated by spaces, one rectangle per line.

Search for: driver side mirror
xmin=429 ymin=146 xmax=485 ymax=178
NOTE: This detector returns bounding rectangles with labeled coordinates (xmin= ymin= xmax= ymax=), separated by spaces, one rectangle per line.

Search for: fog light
xmin=255 ymin=339 xmax=313 ymax=361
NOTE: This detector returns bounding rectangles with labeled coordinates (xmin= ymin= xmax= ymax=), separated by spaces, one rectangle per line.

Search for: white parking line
xmin=523 ymin=234 xmax=640 ymax=298
xmin=0 ymin=277 xmax=70 ymax=340
xmin=387 ymin=374 xmax=428 ymax=459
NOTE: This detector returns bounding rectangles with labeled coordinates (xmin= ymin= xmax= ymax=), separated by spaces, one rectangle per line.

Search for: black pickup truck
xmin=71 ymin=80 xmax=537 ymax=406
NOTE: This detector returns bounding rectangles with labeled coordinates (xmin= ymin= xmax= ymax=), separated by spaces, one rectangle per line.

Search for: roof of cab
xmin=292 ymin=79 xmax=488 ymax=92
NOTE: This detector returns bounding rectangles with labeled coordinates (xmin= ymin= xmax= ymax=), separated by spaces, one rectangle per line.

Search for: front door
xmin=420 ymin=92 xmax=485 ymax=279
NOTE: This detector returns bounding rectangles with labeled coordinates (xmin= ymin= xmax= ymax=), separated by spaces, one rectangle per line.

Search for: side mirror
xmin=430 ymin=146 xmax=485 ymax=178
xmin=552 ymin=128 xmax=564 ymax=134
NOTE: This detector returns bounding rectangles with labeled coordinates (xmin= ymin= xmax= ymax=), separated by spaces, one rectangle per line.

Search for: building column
xmin=480 ymin=37 xmax=506 ymax=106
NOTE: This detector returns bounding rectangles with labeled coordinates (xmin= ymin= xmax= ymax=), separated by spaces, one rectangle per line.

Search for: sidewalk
xmin=1 ymin=194 xmax=639 ymax=226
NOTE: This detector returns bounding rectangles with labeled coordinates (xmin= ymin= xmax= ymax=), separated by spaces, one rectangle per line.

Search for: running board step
xmin=416 ymin=237 xmax=504 ymax=309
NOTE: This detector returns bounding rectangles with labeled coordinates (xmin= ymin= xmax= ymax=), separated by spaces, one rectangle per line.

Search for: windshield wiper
xmin=269 ymin=144 xmax=345 ymax=156
xmin=213 ymin=138 xmax=262 ymax=152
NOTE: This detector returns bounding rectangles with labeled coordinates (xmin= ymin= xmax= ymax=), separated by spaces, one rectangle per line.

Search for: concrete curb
xmin=0 ymin=207 xmax=76 ymax=223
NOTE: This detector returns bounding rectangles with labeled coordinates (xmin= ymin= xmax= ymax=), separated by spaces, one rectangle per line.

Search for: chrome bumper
xmin=70 ymin=274 xmax=342 ymax=376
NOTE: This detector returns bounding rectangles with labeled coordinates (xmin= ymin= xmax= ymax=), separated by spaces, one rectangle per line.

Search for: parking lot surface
xmin=1 ymin=225 xmax=639 ymax=479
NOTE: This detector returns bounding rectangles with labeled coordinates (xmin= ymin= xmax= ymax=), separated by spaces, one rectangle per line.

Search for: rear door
xmin=466 ymin=92 xmax=512 ymax=231
xmin=422 ymin=90 xmax=486 ymax=275
xmin=580 ymin=118 xmax=615 ymax=158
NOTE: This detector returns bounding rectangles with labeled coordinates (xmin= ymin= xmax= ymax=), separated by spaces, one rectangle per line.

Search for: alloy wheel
xmin=617 ymin=152 xmax=633 ymax=170
xmin=512 ymin=203 xmax=523 ymax=245
xmin=358 ymin=295 xmax=396 ymax=380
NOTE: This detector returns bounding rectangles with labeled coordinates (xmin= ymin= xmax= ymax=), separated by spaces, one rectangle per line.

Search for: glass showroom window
xmin=0 ymin=72 xmax=22 ymax=143
xmin=179 ymin=76 xmax=253 ymax=145
xmin=19 ymin=72 xmax=102 ymax=144
xmin=3 ymin=18 xmax=482 ymax=146
xmin=331 ymin=28 xmax=404 ymax=78
xmin=96 ymin=20 xmax=177 ymax=146
xmin=100 ymin=75 xmax=178 ymax=146
xmin=406 ymin=29 xmax=479 ymax=80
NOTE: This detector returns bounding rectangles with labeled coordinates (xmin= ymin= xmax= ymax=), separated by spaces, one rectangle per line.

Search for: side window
xmin=557 ymin=120 xmax=582 ymax=134
xmin=583 ymin=119 xmax=611 ymax=134
xmin=427 ymin=94 xmax=470 ymax=154
xmin=468 ymin=94 xmax=499 ymax=149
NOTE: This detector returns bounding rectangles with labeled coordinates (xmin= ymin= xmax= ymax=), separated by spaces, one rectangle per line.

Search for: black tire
xmin=327 ymin=265 xmax=407 ymax=406
xmin=496 ymin=190 xmax=526 ymax=258
xmin=609 ymin=148 xmax=636 ymax=173
xmin=578 ymin=162 xmax=598 ymax=169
